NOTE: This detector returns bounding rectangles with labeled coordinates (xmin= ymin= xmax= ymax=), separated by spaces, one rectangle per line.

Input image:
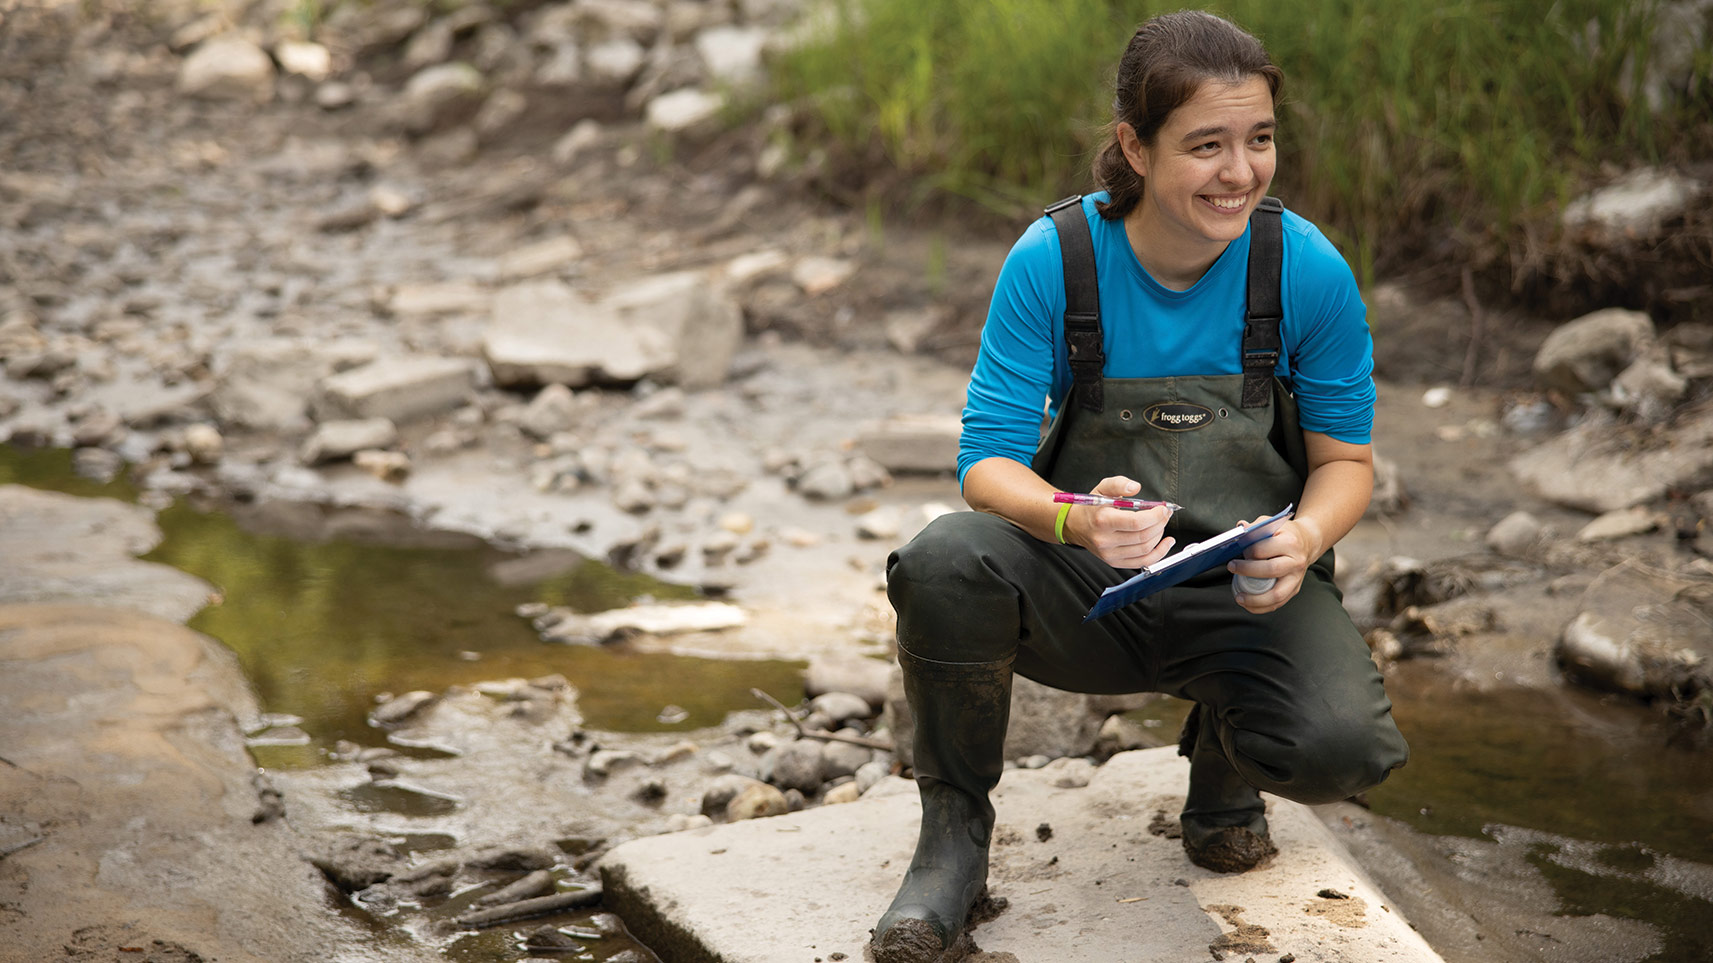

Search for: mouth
xmin=1199 ymin=192 xmax=1251 ymax=212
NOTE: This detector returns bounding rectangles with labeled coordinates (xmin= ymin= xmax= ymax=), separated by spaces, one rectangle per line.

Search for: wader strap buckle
xmin=1049 ymin=196 xmax=1105 ymax=412
xmin=1242 ymin=196 xmax=1286 ymax=409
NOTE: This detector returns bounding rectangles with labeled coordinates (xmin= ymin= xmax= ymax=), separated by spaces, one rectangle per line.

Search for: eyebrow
xmin=1181 ymin=119 xmax=1276 ymax=142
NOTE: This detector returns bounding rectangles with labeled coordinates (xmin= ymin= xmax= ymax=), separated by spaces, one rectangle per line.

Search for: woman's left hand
xmin=1227 ymin=517 xmax=1321 ymax=614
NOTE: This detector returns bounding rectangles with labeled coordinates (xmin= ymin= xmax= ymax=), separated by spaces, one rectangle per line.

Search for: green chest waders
xmin=1036 ymin=195 xmax=1314 ymax=871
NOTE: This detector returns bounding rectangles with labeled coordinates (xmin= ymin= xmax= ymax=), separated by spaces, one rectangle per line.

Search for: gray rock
xmin=854 ymin=506 xmax=902 ymax=541
xmin=853 ymin=759 xmax=890 ymax=795
xmin=586 ymin=38 xmax=648 ymax=85
xmin=807 ymin=692 xmax=872 ymax=726
xmin=693 ymin=25 xmax=768 ymax=86
xmin=604 ymin=272 xmax=744 ymax=389
xmin=1576 ymin=507 xmax=1661 ymax=542
xmin=1557 ymin=564 xmax=1713 ymax=701
xmin=819 ymin=738 xmax=872 ymax=781
xmin=387 ymin=282 xmax=492 ymax=317
xmin=179 ymin=36 xmax=275 ymax=103
xmin=520 ymin=383 xmax=581 ymax=439
xmin=1611 ymin=355 xmax=1687 ymax=422
xmin=699 ymin=774 xmax=760 ymax=817
xmin=855 ymin=414 xmax=961 ymax=474
xmin=353 ymin=449 xmax=410 ymax=482
xmin=484 ymin=281 xmax=672 ymax=388
xmin=765 ymin=738 xmax=823 ymax=793
xmin=586 ymin=749 xmax=644 ymax=779
xmin=1533 ymin=308 xmax=1656 ymax=398
xmin=725 ymin=781 xmax=789 ymax=821
xmin=311 ymin=835 xmax=403 ymax=893
xmin=644 ymin=88 xmax=724 ymax=134
xmin=474 ymin=88 xmax=529 ymax=140
xmin=1509 ymin=410 xmax=1713 ymax=513
xmin=370 ymin=691 xmax=439 ymax=727
xmin=398 ymin=62 xmax=484 ymax=135
xmin=316 ymin=357 xmax=479 ymax=425
xmin=212 ymin=337 xmax=379 ymax=433
xmin=1486 ymin=511 xmax=1550 ymax=558
xmin=1043 ymin=756 xmax=1097 ymax=789
xmin=1562 ymin=168 xmax=1703 ymax=235
xmin=497 ymin=236 xmax=584 ymax=280
xmin=795 ymin=458 xmax=853 ymax=500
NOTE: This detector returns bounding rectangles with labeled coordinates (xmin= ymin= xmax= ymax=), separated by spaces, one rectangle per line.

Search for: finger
xmin=1091 ymin=475 xmax=1141 ymax=497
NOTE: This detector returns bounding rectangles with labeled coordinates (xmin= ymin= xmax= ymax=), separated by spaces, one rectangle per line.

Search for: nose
xmin=1220 ymin=151 xmax=1252 ymax=185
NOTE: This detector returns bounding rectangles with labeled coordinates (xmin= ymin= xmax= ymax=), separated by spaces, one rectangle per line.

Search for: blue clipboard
xmin=1085 ymin=505 xmax=1295 ymax=621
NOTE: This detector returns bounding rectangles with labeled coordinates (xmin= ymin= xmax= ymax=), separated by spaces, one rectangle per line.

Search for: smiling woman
xmin=868 ymin=11 xmax=1404 ymax=961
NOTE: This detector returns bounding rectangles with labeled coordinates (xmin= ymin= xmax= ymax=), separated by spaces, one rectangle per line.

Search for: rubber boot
xmin=1178 ymin=703 xmax=1277 ymax=873
xmin=871 ymin=647 xmax=1013 ymax=962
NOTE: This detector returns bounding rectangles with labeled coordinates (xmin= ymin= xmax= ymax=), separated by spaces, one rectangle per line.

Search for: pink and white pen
xmin=1052 ymin=492 xmax=1182 ymax=513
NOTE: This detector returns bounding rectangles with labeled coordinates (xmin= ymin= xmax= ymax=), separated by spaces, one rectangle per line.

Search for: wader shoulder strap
xmin=1046 ymin=195 xmax=1104 ymax=413
xmin=1242 ymin=196 xmax=1285 ymax=409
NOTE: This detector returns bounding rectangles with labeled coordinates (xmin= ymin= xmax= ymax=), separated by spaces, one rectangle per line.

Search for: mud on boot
xmin=1178 ymin=702 xmax=1275 ymax=873
xmin=1180 ymin=811 xmax=1278 ymax=873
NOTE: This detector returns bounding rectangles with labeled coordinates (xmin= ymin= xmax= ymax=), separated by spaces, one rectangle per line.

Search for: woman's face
xmin=1120 ymin=75 xmax=1277 ymax=256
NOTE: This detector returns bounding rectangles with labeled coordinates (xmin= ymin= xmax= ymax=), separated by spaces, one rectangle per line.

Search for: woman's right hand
xmin=1062 ymin=475 xmax=1175 ymax=569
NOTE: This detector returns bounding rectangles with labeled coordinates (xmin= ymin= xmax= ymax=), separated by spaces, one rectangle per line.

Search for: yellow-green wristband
xmin=1054 ymin=501 xmax=1072 ymax=545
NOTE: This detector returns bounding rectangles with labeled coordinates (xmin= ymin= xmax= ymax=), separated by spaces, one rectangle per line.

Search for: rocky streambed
xmin=3 ymin=0 xmax=1712 ymax=960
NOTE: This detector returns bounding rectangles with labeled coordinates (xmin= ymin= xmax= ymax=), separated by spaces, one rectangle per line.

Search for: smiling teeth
xmin=1208 ymin=196 xmax=1246 ymax=210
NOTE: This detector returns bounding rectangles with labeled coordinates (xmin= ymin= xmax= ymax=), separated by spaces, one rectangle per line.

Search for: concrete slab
xmin=599 ymin=747 xmax=1444 ymax=963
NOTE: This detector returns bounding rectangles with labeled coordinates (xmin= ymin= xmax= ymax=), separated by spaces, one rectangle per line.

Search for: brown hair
xmin=1091 ymin=11 xmax=1283 ymax=220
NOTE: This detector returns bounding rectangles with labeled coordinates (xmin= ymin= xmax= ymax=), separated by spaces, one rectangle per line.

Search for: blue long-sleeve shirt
xmin=959 ymin=193 xmax=1374 ymax=487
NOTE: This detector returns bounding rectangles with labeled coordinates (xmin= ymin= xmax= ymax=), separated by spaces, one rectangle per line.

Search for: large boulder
xmin=211 ymin=338 xmax=379 ymax=432
xmin=483 ymin=280 xmax=672 ymax=388
xmin=1556 ymin=564 xmax=1712 ymax=703
xmin=1532 ymin=308 xmax=1656 ymax=398
xmin=602 ymin=271 xmax=744 ymax=388
xmin=1507 ymin=408 xmax=1713 ymax=513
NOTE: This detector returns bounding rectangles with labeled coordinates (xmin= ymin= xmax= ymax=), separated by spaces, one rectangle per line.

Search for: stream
xmin=4 ymin=443 xmax=1710 ymax=962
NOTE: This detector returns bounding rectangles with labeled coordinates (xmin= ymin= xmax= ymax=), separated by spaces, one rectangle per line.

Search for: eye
xmin=1192 ymin=141 xmax=1220 ymax=154
xmin=1251 ymin=133 xmax=1274 ymax=147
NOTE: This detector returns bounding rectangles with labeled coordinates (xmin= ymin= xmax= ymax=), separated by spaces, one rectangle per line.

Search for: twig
xmin=750 ymin=688 xmax=893 ymax=751
xmin=454 ymin=886 xmax=603 ymax=928
xmin=1459 ymin=266 xmax=1486 ymax=389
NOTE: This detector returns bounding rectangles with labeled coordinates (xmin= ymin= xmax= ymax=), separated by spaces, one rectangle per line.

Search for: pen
xmin=1052 ymin=493 xmax=1182 ymax=512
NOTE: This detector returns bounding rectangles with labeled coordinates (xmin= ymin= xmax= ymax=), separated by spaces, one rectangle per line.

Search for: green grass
xmin=773 ymin=0 xmax=1712 ymax=278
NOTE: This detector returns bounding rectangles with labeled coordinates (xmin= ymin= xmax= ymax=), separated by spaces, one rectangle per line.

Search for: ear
xmin=1117 ymin=122 xmax=1149 ymax=178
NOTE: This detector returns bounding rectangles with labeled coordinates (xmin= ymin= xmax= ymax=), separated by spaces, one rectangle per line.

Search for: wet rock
xmin=765 ymin=738 xmax=824 ymax=793
xmin=316 ymin=356 xmax=479 ymax=424
xmin=1557 ymin=564 xmax=1713 ymax=701
xmin=398 ymin=62 xmax=484 ymax=135
xmin=484 ymin=280 xmax=671 ymax=388
xmin=586 ymin=749 xmax=644 ymax=779
xmin=808 ymin=692 xmax=872 ymax=727
xmin=300 ymin=418 xmax=399 ymax=465
xmin=312 ymin=835 xmax=404 ymax=893
xmin=370 ymin=690 xmax=440 ymax=727
xmin=855 ymin=414 xmax=961 ymax=474
xmin=469 ymin=846 xmax=560 ymax=872
xmin=725 ymin=781 xmax=789 ymax=821
xmin=1532 ymin=308 xmax=1656 ymax=398
xmin=179 ymin=36 xmax=276 ymax=103
xmin=539 ymin=601 xmax=749 ymax=644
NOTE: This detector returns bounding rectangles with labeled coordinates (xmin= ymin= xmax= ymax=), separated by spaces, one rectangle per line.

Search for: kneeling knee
xmin=1240 ymin=718 xmax=1408 ymax=806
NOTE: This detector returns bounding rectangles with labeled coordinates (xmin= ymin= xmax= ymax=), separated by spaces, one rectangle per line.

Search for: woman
xmin=871 ymin=11 xmax=1410 ymax=959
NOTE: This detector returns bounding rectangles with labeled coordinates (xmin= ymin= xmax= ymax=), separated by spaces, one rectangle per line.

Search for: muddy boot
xmin=1178 ymin=703 xmax=1277 ymax=873
xmin=871 ymin=648 xmax=1013 ymax=963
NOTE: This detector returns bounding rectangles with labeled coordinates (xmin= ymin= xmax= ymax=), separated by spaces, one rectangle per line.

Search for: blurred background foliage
xmin=771 ymin=0 xmax=1713 ymax=286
